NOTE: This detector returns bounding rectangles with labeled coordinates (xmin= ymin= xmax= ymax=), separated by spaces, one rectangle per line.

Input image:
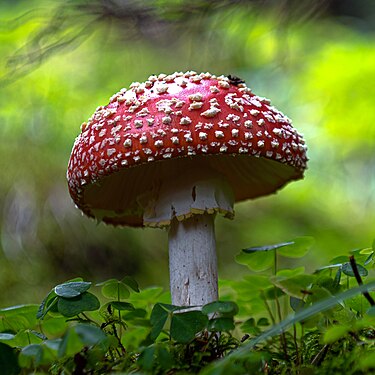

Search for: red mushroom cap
xmin=67 ymin=71 xmax=308 ymax=226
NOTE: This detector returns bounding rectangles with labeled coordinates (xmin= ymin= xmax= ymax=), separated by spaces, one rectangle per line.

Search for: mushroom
xmin=67 ymin=71 xmax=308 ymax=307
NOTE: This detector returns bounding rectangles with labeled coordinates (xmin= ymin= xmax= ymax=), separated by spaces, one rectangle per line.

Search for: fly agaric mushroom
xmin=67 ymin=71 xmax=308 ymax=307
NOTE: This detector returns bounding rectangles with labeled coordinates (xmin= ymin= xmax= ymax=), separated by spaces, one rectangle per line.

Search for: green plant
xmin=0 ymin=237 xmax=374 ymax=374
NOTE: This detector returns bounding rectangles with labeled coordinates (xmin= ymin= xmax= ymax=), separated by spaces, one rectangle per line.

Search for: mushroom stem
xmin=168 ymin=213 xmax=218 ymax=306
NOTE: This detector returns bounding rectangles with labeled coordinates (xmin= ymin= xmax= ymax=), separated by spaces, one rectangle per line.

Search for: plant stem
xmin=260 ymin=290 xmax=276 ymax=325
xmin=275 ymin=294 xmax=288 ymax=361
xmin=311 ymin=344 xmax=330 ymax=366
xmin=300 ymin=324 xmax=305 ymax=365
xmin=111 ymin=321 xmax=126 ymax=355
xmin=274 ymin=249 xmax=278 ymax=276
xmin=117 ymin=286 xmax=123 ymax=337
xmin=80 ymin=312 xmax=100 ymax=326
xmin=293 ymin=324 xmax=300 ymax=366
xmin=349 ymin=255 xmax=375 ymax=306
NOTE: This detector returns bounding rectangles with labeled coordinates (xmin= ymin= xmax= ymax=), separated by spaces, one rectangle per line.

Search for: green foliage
xmin=97 ymin=278 xmax=137 ymax=300
xmin=0 ymin=1 xmax=374 ymax=373
xmin=37 ymin=279 xmax=100 ymax=319
xmin=1 ymin=0 xmax=375 ymax=312
xmin=0 ymin=240 xmax=373 ymax=374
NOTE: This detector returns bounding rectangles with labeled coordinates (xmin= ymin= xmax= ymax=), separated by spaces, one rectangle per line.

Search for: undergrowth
xmin=0 ymin=237 xmax=374 ymax=374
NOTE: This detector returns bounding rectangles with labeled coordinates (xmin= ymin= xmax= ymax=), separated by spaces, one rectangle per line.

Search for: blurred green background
xmin=0 ymin=0 xmax=374 ymax=306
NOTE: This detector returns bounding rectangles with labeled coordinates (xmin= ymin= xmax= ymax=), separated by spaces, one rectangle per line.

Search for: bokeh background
xmin=0 ymin=0 xmax=374 ymax=306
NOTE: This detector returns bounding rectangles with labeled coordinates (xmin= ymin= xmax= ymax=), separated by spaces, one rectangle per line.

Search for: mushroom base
xmin=169 ymin=213 xmax=218 ymax=306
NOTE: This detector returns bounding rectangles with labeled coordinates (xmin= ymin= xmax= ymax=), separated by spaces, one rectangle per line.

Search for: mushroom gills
xmin=85 ymin=154 xmax=300 ymax=226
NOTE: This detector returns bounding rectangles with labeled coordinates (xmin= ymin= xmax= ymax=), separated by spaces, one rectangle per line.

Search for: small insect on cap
xmin=67 ymin=71 xmax=308 ymax=227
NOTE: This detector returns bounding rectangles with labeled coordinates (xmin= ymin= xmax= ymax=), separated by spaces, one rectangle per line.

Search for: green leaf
xmin=150 ymin=303 xmax=176 ymax=341
xmin=123 ymin=308 xmax=147 ymax=320
xmin=132 ymin=344 xmax=169 ymax=369
xmin=43 ymin=338 xmax=62 ymax=352
xmin=100 ymin=279 xmax=130 ymax=300
xmin=329 ymin=256 xmax=348 ymax=264
xmin=42 ymin=339 xmax=62 ymax=361
xmin=276 ymin=267 xmax=305 ymax=278
xmin=156 ymin=345 xmax=173 ymax=370
xmin=74 ymin=324 xmax=107 ymax=347
xmin=350 ymin=249 xmax=372 ymax=264
xmin=54 ymin=282 xmax=91 ymax=298
xmin=0 ymin=330 xmax=43 ymax=348
xmin=0 ymin=304 xmax=39 ymax=331
xmin=262 ymin=286 xmax=284 ymax=300
xmin=57 ymin=292 xmax=100 ymax=317
xmin=241 ymin=275 xmax=272 ymax=291
xmin=333 ymin=268 xmax=342 ymax=288
xmin=58 ymin=328 xmax=83 ymax=358
xmin=0 ymin=333 xmax=15 ymax=341
xmin=37 ymin=290 xmax=57 ymax=319
xmin=341 ymin=262 xmax=368 ymax=277
xmin=0 ymin=342 xmax=20 ymax=374
xmin=242 ymin=241 xmax=294 ymax=253
xmin=202 ymin=301 xmax=238 ymax=317
xmin=367 ymin=306 xmax=375 ymax=316
xmin=257 ymin=317 xmax=270 ymax=327
xmin=332 ymin=308 xmax=356 ymax=325
xmin=110 ymin=301 xmax=135 ymax=311
xmin=236 ymin=250 xmax=274 ymax=272
xmin=317 ymin=263 xmax=343 ymax=272
xmin=37 ymin=295 xmax=58 ymax=320
xmin=40 ymin=315 xmax=67 ymax=337
xmin=25 ymin=329 xmax=46 ymax=341
xmin=359 ymin=248 xmax=374 ymax=255
xmin=138 ymin=346 xmax=155 ymax=371
xmin=345 ymin=295 xmax=369 ymax=314
xmin=277 ymin=237 xmax=315 ymax=258
xmin=307 ymin=286 xmax=333 ymax=304
xmin=46 ymin=297 xmax=59 ymax=313
xmin=323 ymin=325 xmax=350 ymax=344
xmin=364 ymin=252 xmax=374 ymax=266
xmin=170 ymin=311 xmax=208 ymax=343
xmin=240 ymin=318 xmax=260 ymax=335
xmin=242 ymin=237 xmax=314 ymax=258
xmin=290 ymin=297 xmax=305 ymax=312
xmin=19 ymin=344 xmax=44 ymax=367
xmin=122 ymin=276 xmax=140 ymax=293
xmin=316 ymin=275 xmax=339 ymax=294
xmin=271 ymin=275 xmax=315 ymax=298
xmin=208 ymin=317 xmax=235 ymax=332
xmin=150 ymin=303 xmax=176 ymax=324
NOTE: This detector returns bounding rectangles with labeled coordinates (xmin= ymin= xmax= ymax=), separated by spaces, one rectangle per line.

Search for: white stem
xmin=168 ymin=213 xmax=218 ymax=307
